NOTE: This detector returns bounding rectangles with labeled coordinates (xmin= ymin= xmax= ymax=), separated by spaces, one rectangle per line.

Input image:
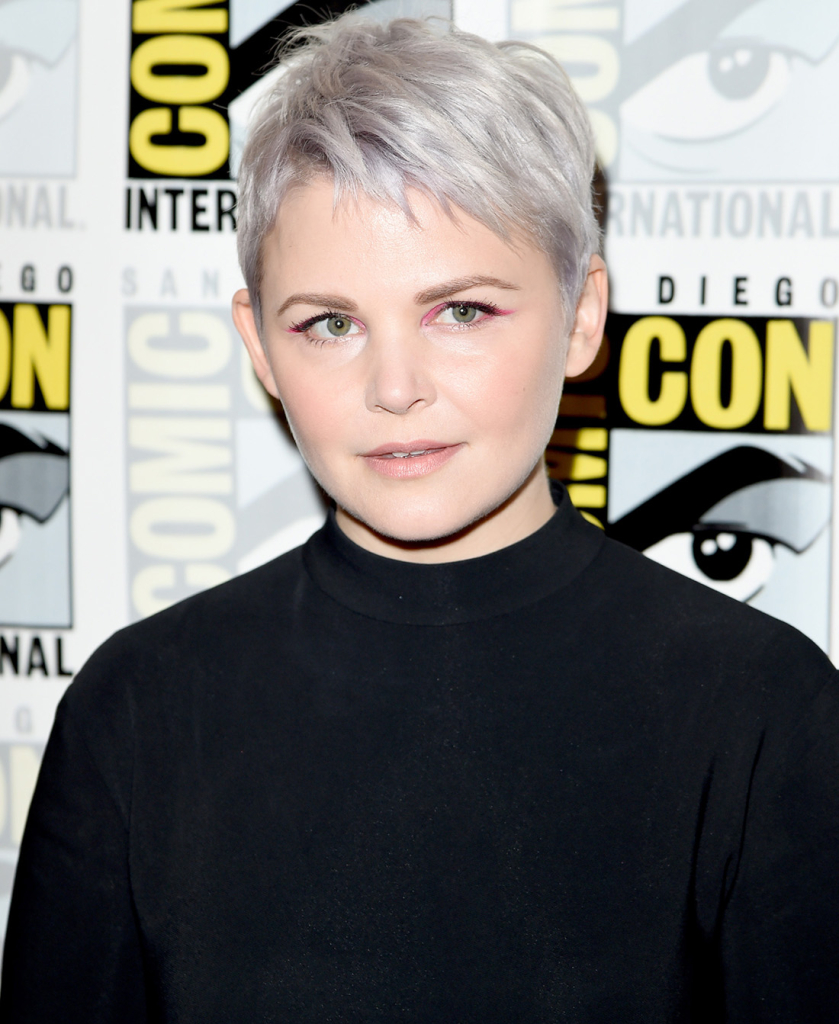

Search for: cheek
xmin=270 ymin=363 xmax=345 ymax=463
xmin=451 ymin=332 xmax=564 ymax=438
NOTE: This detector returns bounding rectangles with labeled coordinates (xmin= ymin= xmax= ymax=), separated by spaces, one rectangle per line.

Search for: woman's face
xmin=234 ymin=178 xmax=604 ymax=561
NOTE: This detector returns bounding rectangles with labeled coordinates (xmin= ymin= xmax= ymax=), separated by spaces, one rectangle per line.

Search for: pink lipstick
xmin=361 ymin=440 xmax=463 ymax=479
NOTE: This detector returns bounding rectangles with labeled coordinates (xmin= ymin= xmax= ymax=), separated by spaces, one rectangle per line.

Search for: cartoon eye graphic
xmin=0 ymin=423 xmax=69 ymax=570
xmin=0 ymin=0 xmax=79 ymax=123
xmin=620 ymin=42 xmax=793 ymax=142
xmin=0 ymin=48 xmax=32 ymax=121
xmin=709 ymin=42 xmax=774 ymax=100
xmin=0 ymin=506 xmax=21 ymax=568
xmin=608 ymin=446 xmax=830 ymax=605
xmin=644 ymin=529 xmax=776 ymax=602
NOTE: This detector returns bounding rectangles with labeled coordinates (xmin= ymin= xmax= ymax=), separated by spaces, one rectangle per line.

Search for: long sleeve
xmin=0 ymin=696 xmax=148 ymax=1022
xmin=722 ymin=670 xmax=839 ymax=1021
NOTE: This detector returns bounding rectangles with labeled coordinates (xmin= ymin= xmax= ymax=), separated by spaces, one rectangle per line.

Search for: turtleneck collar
xmin=302 ymin=483 xmax=605 ymax=625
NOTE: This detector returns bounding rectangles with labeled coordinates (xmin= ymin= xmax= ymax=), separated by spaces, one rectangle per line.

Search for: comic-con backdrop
xmin=0 ymin=0 xmax=836 ymax=948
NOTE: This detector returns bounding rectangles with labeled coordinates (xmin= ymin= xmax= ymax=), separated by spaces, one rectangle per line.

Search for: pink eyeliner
xmin=420 ymin=302 xmax=515 ymax=326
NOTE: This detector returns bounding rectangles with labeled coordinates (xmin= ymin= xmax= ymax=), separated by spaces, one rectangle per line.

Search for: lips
xmin=361 ymin=440 xmax=463 ymax=479
xmin=362 ymin=440 xmax=453 ymax=459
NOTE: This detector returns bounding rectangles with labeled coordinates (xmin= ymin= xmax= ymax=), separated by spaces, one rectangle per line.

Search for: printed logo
xmin=509 ymin=0 xmax=839 ymax=183
xmin=124 ymin=0 xmax=448 ymax=229
xmin=617 ymin=0 xmax=839 ymax=183
xmin=0 ymin=739 xmax=43 ymax=934
xmin=0 ymin=302 xmax=72 ymax=628
xmin=555 ymin=313 xmax=834 ymax=649
xmin=0 ymin=0 xmax=79 ymax=177
xmin=129 ymin=0 xmax=233 ymax=180
xmin=124 ymin=305 xmax=325 ymax=619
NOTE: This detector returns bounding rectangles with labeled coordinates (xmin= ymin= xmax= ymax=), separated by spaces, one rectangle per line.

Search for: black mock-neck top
xmin=305 ymin=485 xmax=603 ymax=625
xmin=3 ymin=486 xmax=838 ymax=1023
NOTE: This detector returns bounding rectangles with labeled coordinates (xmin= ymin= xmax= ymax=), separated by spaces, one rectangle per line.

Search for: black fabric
xmin=2 ymin=485 xmax=838 ymax=1023
xmin=303 ymin=484 xmax=604 ymax=624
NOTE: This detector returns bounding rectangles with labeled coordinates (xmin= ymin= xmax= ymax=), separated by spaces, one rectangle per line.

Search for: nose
xmin=364 ymin=331 xmax=437 ymax=415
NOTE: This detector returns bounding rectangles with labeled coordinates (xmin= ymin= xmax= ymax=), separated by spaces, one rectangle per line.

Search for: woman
xmin=2 ymin=15 xmax=837 ymax=1022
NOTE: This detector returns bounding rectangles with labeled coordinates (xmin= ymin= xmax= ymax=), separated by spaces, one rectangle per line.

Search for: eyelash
xmin=423 ymin=300 xmax=503 ymax=326
xmin=288 ymin=309 xmax=357 ymax=335
xmin=287 ymin=300 xmax=505 ymax=342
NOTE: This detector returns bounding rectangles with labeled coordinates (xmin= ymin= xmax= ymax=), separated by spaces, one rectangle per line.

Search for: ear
xmin=565 ymin=254 xmax=608 ymax=379
xmin=232 ymin=288 xmax=282 ymax=400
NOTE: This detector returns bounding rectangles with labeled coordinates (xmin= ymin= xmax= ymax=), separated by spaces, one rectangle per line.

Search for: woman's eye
xmin=309 ymin=315 xmax=359 ymax=339
xmin=642 ymin=529 xmax=776 ymax=603
xmin=451 ymin=304 xmax=478 ymax=323
xmin=435 ymin=304 xmax=489 ymax=325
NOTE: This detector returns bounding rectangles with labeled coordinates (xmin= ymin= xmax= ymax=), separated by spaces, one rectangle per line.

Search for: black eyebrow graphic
xmin=607 ymin=445 xmax=827 ymax=552
xmin=0 ymin=424 xmax=69 ymax=523
xmin=620 ymin=0 xmax=761 ymax=99
xmin=228 ymin=0 xmax=369 ymax=100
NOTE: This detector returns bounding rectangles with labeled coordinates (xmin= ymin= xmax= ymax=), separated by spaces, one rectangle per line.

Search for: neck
xmin=335 ymin=463 xmax=557 ymax=564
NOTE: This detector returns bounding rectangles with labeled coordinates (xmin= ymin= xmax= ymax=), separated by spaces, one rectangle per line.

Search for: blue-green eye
xmin=452 ymin=304 xmax=478 ymax=323
xmin=431 ymin=302 xmax=497 ymax=327
xmin=293 ymin=313 xmax=362 ymax=341
xmin=325 ymin=315 xmax=352 ymax=336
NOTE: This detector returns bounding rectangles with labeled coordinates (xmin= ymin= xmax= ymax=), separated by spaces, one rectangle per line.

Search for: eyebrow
xmin=276 ymin=293 xmax=358 ymax=317
xmin=414 ymin=275 xmax=521 ymax=305
xmin=275 ymin=276 xmax=520 ymax=318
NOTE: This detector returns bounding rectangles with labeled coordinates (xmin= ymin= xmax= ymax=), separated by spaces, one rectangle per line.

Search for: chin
xmin=350 ymin=494 xmax=489 ymax=546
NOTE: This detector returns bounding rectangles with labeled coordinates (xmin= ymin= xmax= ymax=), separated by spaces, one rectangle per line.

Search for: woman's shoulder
xmin=63 ymin=544 xmax=310 ymax=724
xmin=589 ymin=531 xmax=837 ymax=708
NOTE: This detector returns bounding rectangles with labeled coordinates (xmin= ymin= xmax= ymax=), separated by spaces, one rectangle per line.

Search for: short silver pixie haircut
xmin=237 ymin=14 xmax=600 ymax=333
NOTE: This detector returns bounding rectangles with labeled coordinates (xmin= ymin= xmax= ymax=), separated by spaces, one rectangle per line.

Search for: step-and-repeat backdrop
xmin=0 ymin=0 xmax=835 ymax=946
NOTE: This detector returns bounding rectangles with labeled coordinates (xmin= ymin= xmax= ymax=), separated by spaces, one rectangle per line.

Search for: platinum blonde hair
xmin=237 ymin=14 xmax=601 ymax=332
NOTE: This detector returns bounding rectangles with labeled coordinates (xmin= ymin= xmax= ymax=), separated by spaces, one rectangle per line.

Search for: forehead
xmin=265 ymin=178 xmax=553 ymax=296
xmin=273 ymin=177 xmax=500 ymax=248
